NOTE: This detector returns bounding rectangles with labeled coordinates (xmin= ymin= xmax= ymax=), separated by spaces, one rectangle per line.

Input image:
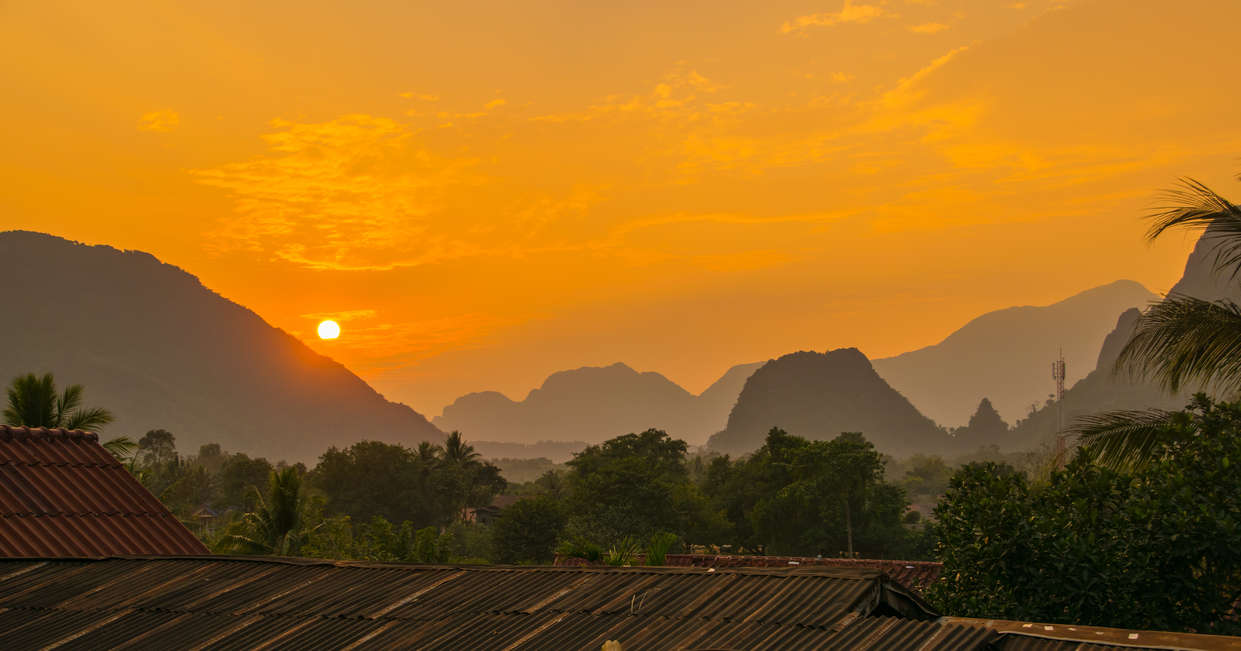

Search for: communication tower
xmin=1052 ymin=349 xmax=1067 ymax=465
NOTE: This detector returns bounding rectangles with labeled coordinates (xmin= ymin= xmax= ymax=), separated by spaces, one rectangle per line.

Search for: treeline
xmin=112 ymin=430 xmax=507 ymax=562
xmin=116 ymin=424 xmax=932 ymax=565
xmin=498 ymin=427 xmax=931 ymax=563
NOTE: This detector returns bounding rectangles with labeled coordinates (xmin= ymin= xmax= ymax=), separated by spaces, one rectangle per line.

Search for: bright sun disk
xmin=317 ymin=319 xmax=341 ymax=340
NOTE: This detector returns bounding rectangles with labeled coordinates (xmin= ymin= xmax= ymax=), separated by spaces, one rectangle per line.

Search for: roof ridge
xmin=0 ymin=511 xmax=182 ymax=517
xmin=0 ymin=426 xmax=100 ymax=441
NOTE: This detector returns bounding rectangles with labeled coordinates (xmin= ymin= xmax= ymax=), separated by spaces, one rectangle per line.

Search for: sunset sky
xmin=3 ymin=0 xmax=1240 ymax=416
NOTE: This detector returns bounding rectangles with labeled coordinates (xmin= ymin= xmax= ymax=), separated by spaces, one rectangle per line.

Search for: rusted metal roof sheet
xmin=0 ymin=557 xmax=997 ymax=650
xmin=946 ymin=617 xmax=1241 ymax=651
xmin=1 ymin=558 xmax=1235 ymax=650
xmin=661 ymin=554 xmax=944 ymax=594
xmin=0 ymin=426 xmax=208 ymax=556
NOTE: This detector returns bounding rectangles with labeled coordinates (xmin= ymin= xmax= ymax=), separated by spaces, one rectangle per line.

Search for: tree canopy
xmin=930 ymin=395 xmax=1241 ymax=634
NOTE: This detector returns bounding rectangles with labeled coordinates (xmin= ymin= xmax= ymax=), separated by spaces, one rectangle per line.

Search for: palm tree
xmin=442 ymin=431 xmax=480 ymax=466
xmin=4 ymin=373 xmax=114 ymax=431
xmin=217 ymin=467 xmax=315 ymax=555
xmin=1075 ymin=171 xmax=1241 ymax=468
xmin=415 ymin=441 xmax=442 ymax=466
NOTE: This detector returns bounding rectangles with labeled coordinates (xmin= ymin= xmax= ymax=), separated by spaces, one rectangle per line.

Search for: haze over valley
xmin=0 ymin=227 xmax=1214 ymax=462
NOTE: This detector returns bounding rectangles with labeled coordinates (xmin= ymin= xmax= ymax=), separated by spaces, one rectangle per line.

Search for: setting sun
xmin=317 ymin=320 xmax=341 ymax=340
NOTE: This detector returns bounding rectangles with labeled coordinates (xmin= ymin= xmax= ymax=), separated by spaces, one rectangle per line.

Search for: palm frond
xmin=1071 ymin=408 xmax=1191 ymax=471
xmin=55 ymin=385 xmax=84 ymax=427
xmin=101 ymin=436 xmax=136 ymax=459
xmin=64 ymin=407 xmax=114 ymax=432
xmin=1147 ymin=177 xmax=1241 ymax=279
xmin=4 ymin=373 xmax=57 ymax=427
xmin=1116 ymin=294 xmax=1241 ymax=393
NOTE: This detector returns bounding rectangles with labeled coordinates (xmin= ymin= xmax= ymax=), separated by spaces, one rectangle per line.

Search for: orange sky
xmin=3 ymin=0 xmax=1240 ymax=416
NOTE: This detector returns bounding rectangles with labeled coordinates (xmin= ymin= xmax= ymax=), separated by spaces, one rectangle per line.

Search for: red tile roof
xmin=0 ymin=426 xmax=208 ymax=556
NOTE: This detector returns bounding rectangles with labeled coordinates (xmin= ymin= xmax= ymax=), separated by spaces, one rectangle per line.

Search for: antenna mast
xmin=1052 ymin=349 xmax=1067 ymax=465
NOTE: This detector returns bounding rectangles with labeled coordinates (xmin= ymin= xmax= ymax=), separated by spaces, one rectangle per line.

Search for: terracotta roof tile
xmin=0 ymin=426 xmax=208 ymax=557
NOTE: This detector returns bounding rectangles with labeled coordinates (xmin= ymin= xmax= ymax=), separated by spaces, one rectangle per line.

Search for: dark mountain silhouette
xmin=949 ymin=398 xmax=1010 ymax=452
xmin=434 ymin=361 xmax=765 ymax=446
xmin=871 ymin=280 xmax=1157 ymax=427
xmin=706 ymin=348 xmax=948 ymax=457
xmin=0 ymin=231 xmax=442 ymax=462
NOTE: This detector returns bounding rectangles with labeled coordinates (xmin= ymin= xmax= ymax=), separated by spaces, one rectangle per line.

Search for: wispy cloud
xmin=193 ymin=114 xmax=489 ymax=271
xmin=139 ymin=110 xmax=179 ymax=132
xmin=909 ymin=22 xmax=950 ymax=33
xmin=782 ymin=1 xmax=895 ymax=34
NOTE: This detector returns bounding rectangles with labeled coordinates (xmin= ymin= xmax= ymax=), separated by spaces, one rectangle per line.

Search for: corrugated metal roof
xmin=0 ymin=426 xmax=208 ymax=556
xmin=659 ymin=554 xmax=942 ymax=594
xmin=945 ymin=617 xmax=1241 ymax=651
xmin=0 ymin=557 xmax=993 ymax=650
xmin=1 ymin=558 xmax=1234 ymax=650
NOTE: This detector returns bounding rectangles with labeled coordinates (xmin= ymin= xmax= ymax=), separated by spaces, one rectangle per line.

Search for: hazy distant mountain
xmin=0 ymin=231 xmax=442 ymax=462
xmin=707 ymin=348 xmax=948 ymax=457
xmin=1003 ymin=308 xmax=1182 ymax=450
xmin=872 ymin=280 xmax=1157 ymax=427
xmin=1168 ymin=228 xmax=1237 ymax=301
xmin=1004 ymin=232 xmax=1237 ymax=450
xmin=434 ymin=361 xmax=765 ymax=446
xmin=696 ymin=361 xmax=767 ymax=434
xmin=472 ymin=440 xmax=587 ymax=464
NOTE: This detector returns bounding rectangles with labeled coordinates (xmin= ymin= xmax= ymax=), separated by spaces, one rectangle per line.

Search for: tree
xmin=135 ymin=429 xmax=183 ymax=497
xmin=218 ymin=467 xmax=316 ymax=556
xmin=437 ymin=431 xmax=506 ymax=521
xmin=565 ymin=429 xmax=720 ymax=545
xmin=930 ymin=397 xmax=1241 ymax=634
xmin=310 ymin=439 xmax=504 ymax=528
xmin=1077 ymin=171 xmax=1241 ymax=466
xmin=215 ymin=453 xmax=274 ymax=510
xmin=748 ymin=431 xmax=910 ymax=558
xmin=313 ymin=441 xmax=432 ymax=525
xmin=443 ymin=431 xmax=480 ymax=466
xmin=491 ymin=496 xmax=566 ymax=564
xmin=3 ymin=372 xmax=113 ymax=431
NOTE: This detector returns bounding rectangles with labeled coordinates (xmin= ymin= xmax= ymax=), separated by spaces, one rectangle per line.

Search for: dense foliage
xmin=563 ymin=429 xmax=724 ymax=545
xmin=929 ymin=395 xmax=1241 ymax=634
xmin=490 ymin=496 xmax=566 ymax=564
xmin=704 ymin=428 xmax=919 ymax=558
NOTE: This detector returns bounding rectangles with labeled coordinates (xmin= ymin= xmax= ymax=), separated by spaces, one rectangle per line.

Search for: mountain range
xmin=434 ymin=361 xmax=765 ymax=446
xmin=434 ymin=282 xmax=1154 ymax=449
xmin=871 ymin=280 xmax=1157 ymax=426
xmin=2 ymin=227 xmax=1217 ymax=463
xmin=0 ymin=231 xmax=443 ymax=462
xmin=1001 ymin=230 xmax=1237 ymax=449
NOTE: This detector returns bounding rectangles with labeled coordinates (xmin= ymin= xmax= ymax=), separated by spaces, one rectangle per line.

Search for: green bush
xmin=557 ymin=538 xmax=603 ymax=563
xmin=645 ymin=532 xmax=679 ymax=566
xmin=492 ymin=496 xmax=566 ymax=564
xmin=929 ymin=397 xmax=1241 ymax=634
xmin=604 ymin=536 xmax=641 ymax=566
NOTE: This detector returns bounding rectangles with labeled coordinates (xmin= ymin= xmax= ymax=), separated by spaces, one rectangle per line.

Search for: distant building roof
xmin=490 ymin=494 xmax=521 ymax=510
xmin=663 ymin=553 xmax=944 ymax=594
xmin=0 ymin=557 xmax=1233 ymax=650
xmin=0 ymin=426 xmax=208 ymax=556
